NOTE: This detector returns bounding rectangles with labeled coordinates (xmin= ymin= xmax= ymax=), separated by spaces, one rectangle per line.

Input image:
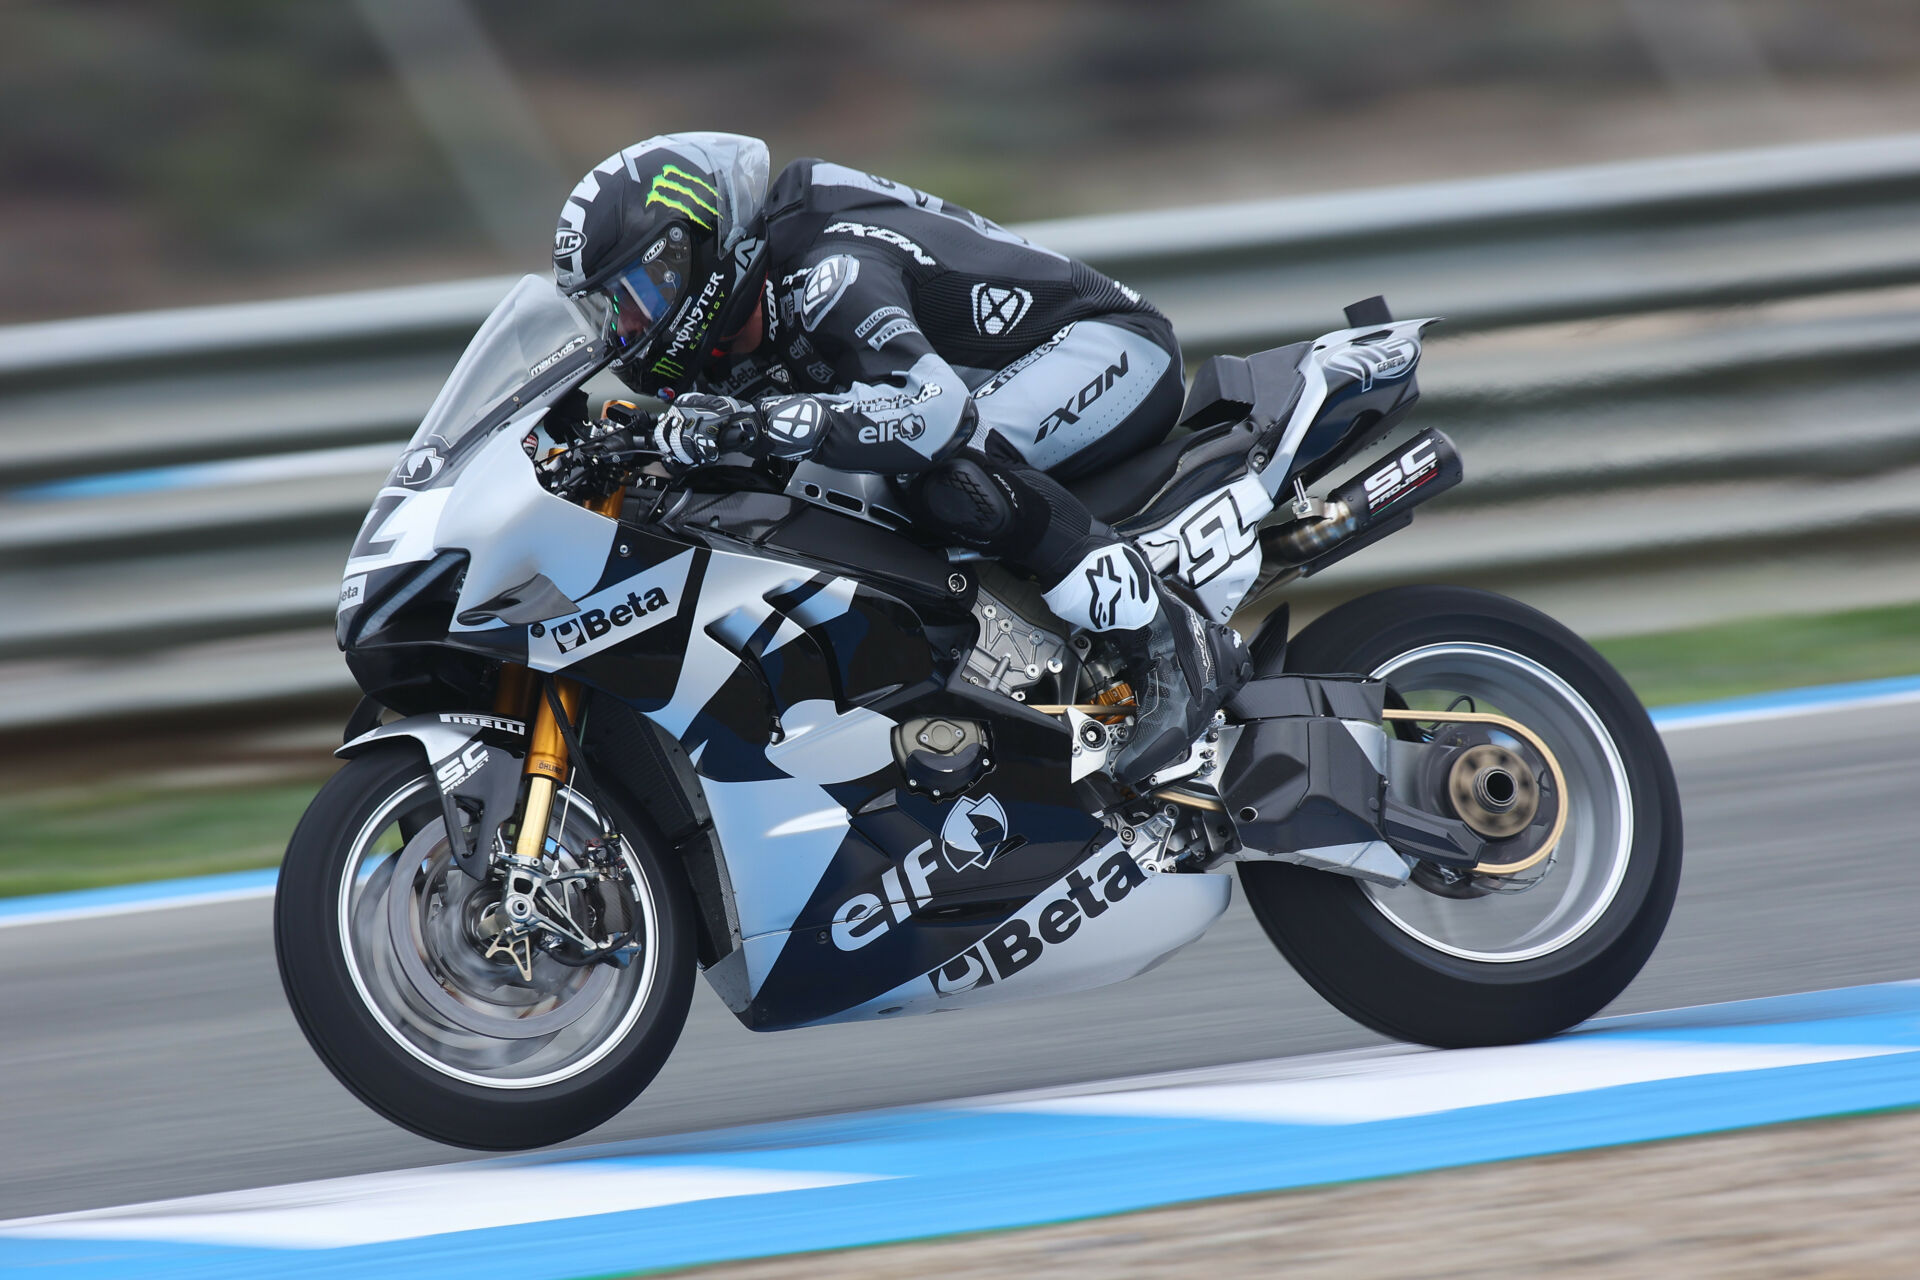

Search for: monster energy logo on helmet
xmin=647 ymin=165 xmax=720 ymax=229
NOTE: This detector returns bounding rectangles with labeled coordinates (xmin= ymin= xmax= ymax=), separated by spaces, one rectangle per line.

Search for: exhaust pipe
xmin=1263 ymin=428 xmax=1463 ymax=572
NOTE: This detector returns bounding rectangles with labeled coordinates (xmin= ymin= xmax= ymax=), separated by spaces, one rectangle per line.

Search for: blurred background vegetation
xmin=8 ymin=0 xmax=1920 ymax=323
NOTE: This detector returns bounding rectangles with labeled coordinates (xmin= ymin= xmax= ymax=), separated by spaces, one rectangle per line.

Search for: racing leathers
xmin=667 ymin=158 xmax=1247 ymax=783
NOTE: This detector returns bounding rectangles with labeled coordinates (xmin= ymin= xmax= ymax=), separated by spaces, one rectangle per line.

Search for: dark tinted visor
xmin=602 ymin=225 xmax=693 ymax=345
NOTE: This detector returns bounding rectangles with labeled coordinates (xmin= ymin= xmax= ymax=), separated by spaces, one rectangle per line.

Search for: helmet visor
xmin=599 ymin=226 xmax=694 ymax=349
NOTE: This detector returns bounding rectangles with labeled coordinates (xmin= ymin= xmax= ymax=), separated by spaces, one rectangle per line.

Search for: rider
xmin=552 ymin=132 xmax=1248 ymax=786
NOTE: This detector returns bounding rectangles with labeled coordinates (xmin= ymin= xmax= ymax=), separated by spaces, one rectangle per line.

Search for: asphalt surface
xmin=6 ymin=699 xmax=1919 ymax=1219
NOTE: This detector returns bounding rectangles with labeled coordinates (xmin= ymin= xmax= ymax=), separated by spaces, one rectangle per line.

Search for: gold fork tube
xmin=514 ymin=678 xmax=583 ymax=860
xmin=511 ymin=485 xmax=619 ymax=862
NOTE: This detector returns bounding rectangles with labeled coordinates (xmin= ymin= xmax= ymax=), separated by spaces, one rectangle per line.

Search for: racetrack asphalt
xmin=5 ymin=697 xmax=1918 ymax=1219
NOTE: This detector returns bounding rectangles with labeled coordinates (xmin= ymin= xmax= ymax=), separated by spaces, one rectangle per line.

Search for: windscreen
xmin=400 ymin=275 xmax=596 ymax=469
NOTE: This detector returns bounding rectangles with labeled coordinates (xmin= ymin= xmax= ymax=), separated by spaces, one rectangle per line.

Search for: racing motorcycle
xmin=277 ymin=277 xmax=1681 ymax=1150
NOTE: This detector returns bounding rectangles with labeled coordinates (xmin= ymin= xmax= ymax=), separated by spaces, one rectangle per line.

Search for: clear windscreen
xmin=405 ymin=274 xmax=597 ymax=460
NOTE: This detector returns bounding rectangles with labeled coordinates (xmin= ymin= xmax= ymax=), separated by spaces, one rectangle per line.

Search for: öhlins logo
xmin=551 ymin=586 xmax=672 ymax=654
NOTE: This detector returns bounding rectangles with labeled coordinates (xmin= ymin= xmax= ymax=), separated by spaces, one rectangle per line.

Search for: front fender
xmin=338 ymin=711 xmax=528 ymax=878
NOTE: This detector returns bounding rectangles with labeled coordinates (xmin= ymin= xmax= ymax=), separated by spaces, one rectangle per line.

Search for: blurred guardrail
xmin=9 ymin=132 xmax=1920 ymax=732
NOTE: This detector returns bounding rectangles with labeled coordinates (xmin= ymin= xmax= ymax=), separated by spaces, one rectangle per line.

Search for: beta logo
xmin=934 ymin=851 xmax=1147 ymax=994
xmin=534 ymin=551 xmax=694 ymax=667
xmin=551 ymin=586 xmax=671 ymax=654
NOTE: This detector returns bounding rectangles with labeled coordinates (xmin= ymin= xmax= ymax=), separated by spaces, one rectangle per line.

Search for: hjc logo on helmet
xmin=552 ymin=229 xmax=584 ymax=260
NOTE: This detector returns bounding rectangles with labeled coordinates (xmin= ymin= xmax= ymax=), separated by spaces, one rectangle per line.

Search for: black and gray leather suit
xmin=699 ymin=159 xmax=1187 ymax=636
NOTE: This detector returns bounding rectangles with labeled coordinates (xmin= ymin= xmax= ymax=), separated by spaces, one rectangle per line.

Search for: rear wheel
xmin=1239 ymin=585 xmax=1682 ymax=1047
xmin=275 ymin=744 xmax=696 ymax=1149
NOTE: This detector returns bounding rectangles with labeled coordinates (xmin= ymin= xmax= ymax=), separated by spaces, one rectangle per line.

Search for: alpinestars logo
xmin=1072 ymin=545 xmax=1153 ymax=631
xmin=932 ymin=850 xmax=1148 ymax=996
xmin=645 ymin=164 xmax=719 ymax=230
xmin=971 ymin=284 xmax=1032 ymax=336
xmin=941 ymin=795 xmax=1010 ymax=872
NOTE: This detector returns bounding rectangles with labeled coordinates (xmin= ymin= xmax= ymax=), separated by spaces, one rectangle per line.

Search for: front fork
xmin=500 ymin=484 xmax=622 ymax=862
xmin=484 ymin=487 xmax=620 ymax=975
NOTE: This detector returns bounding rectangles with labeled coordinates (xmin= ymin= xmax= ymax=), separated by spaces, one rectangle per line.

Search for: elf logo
xmin=856 ymin=413 xmax=925 ymax=446
xmin=934 ymin=850 xmax=1147 ymax=994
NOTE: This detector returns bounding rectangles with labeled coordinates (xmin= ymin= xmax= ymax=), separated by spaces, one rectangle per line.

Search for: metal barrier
xmin=8 ymin=132 xmax=1920 ymax=730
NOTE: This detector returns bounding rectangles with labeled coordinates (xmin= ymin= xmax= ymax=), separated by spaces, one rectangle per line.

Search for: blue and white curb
xmin=7 ymin=982 xmax=1920 ymax=1279
xmin=0 ymin=868 xmax=279 ymax=928
xmin=1649 ymin=671 xmax=1920 ymax=731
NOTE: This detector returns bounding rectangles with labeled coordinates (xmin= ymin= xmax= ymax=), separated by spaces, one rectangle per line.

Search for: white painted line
xmin=0 ymin=1162 xmax=889 ymax=1250
xmin=983 ymin=1039 xmax=1909 ymax=1125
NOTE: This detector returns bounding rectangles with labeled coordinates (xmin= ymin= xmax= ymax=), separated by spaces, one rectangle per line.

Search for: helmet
xmin=553 ymin=133 xmax=771 ymax=395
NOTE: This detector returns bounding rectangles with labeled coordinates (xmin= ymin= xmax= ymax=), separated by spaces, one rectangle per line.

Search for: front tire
xmin=275 ymin=744 xmax=697 ymax=1149
xmin=1239 ymin=585 xmax=1682 ymax=1047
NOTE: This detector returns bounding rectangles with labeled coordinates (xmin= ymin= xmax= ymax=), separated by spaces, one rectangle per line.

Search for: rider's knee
xmin=917 ymin=454 xmax=1020 ymax=548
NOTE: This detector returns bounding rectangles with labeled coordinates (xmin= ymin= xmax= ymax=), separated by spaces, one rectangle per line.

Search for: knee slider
xmin=920 ymin=456 xmax=1018 ymax=545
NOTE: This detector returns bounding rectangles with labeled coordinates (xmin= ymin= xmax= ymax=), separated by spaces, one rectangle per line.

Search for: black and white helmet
xmin=553 ymin=133 xmax=770 ymax=395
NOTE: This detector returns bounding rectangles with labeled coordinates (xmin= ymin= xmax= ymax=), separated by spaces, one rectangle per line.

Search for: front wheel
xmin=274 ymin=744 xmax=697 ymax=1149
xmin=1240 ymin=585 xmax=1682 ymax=1048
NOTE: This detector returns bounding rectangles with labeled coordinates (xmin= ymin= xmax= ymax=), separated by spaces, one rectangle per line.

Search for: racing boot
xmin=1043 ymin=544 xmax=1251 ymax=789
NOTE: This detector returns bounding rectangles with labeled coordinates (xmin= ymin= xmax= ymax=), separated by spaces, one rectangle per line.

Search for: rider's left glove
xmin=648 ymin=393 xmax=757 ymax=469
xmin=652 ymin=392 xmax=832 ymax=468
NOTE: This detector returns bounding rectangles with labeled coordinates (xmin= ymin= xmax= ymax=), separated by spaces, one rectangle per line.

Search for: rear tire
xmin=1239 ymin=585 xmax=1682 ymax=1047
xmin=275 ymin=744 xmax=697 ymax=1149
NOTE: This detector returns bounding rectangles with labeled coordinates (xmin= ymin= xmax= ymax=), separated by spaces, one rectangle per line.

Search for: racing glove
xmin=650 ymin=392 xmax=829 ymax=468
xmin=648 ymin=393 xmax=754 ymax=469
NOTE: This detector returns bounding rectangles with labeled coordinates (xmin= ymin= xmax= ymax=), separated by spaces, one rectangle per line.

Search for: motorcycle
xmin=277 ymin=277 xmax=1682 ymax=1150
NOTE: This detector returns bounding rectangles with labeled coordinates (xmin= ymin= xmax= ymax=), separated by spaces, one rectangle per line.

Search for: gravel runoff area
xmin=660 ymin=1107 xmax=1920 ymax=1279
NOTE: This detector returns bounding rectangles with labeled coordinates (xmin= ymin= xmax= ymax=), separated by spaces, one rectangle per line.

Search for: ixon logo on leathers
xmin=533 ymin=550 xmax=694 ymax=667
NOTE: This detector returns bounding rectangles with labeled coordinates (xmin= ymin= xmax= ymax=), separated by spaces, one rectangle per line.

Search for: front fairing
xmin=337 ymin=275 xmax=614 ymax=650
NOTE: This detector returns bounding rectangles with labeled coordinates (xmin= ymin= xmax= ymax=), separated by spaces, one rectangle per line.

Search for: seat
xmin=1066 ymin=423 xmax=1253 ymax=527
xmin=1064 ymin=342 xmax=1308 ymax=528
